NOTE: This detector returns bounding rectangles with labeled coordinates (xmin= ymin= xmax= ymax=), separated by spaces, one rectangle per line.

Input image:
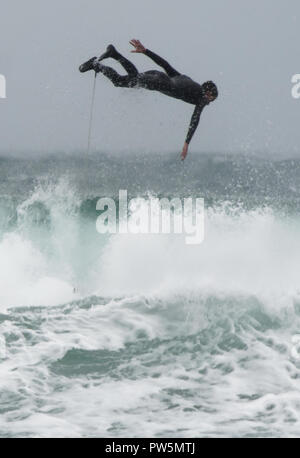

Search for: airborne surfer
xmin=79 ymin=39 xmax=218 ymax=160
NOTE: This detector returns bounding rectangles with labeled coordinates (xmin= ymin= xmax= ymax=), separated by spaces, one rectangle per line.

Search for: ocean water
xmin=0 ymin=151 xmax=300 ymax=438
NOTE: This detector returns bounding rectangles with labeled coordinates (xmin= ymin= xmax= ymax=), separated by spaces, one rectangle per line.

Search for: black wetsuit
xmin=93 ymin=49 xmax=209 ymax=145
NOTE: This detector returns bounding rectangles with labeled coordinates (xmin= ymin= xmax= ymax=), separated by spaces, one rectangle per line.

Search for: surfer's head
xmin=202 ymin=81 xmax=218 ymax=103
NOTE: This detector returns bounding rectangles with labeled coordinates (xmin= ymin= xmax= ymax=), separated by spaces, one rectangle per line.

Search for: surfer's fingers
xmin=130 ymin=39 xmax=141 ymax=47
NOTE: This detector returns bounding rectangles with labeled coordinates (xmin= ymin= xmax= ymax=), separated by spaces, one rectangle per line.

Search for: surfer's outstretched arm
xmin=130 ymin=39 xmax=180 ymax=78
xmin=181 ymin=104 xmax=205 ymax=160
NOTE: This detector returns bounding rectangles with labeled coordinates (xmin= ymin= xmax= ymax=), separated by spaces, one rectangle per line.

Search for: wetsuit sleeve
xmin=185 ymin=104 xmax=205 ymax=145
xmin=144 ymin=49 xmax=180 ymax=77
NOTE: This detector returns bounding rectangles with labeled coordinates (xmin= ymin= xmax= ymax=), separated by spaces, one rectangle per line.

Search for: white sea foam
xmin=1 ymin=179 xmax=300 ymax=437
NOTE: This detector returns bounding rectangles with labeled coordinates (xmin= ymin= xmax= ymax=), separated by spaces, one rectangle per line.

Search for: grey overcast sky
xmin=0 ymin=0 xmax=299 ymax=156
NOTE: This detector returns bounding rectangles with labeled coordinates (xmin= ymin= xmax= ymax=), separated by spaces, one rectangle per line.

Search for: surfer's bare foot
xmin=181 ymin=142 xmax=189 ymax=161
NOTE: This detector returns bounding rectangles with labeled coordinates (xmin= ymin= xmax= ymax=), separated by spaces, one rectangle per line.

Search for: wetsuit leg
xmin=99 ymin=46 xmax=138 ymax=77
xmin=112 ymin=51 xmax=139 ymax=77
xmin=94 ymin=62 xmax=172 ymax=92
xmin=137 ymin=70 xmax=173 ymax=91
xmin=94 ymin=62 xmax=137 ymax=87
xmin=94 ymin=47 xmax=176 ymax=93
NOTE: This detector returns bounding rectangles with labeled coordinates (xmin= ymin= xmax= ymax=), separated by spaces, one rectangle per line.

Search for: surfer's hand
xmin=181 ymin=143 xmax=189 ymax=161
xmin=130 ymin=39 xmax=146 ymax=53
